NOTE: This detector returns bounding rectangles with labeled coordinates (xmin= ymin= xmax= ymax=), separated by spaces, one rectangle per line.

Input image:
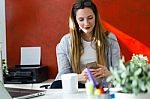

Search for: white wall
xmin=0 ymin=0 xmax=7 ymax=60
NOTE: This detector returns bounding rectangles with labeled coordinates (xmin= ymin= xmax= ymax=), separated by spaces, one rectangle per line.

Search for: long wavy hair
xmin=69 ymin=0 xmax=109 ymax=74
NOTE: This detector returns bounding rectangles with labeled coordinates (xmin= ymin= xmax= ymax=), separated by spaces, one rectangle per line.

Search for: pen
xmin=86 ymin=67 xmax=98 ymax=88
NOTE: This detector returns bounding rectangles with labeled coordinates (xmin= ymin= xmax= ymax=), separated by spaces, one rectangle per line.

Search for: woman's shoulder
xmin=108 ymin=32 xmax=117 ymax=41
xmin=58 ymin=33 xmax=71 ymax=46
xmin=107 ymin=32 xmax=120 ymax=48
xmin=107 ymin=32 xmax=117 ymax=40
xmin=59 ymin=33 xmax=71 ymax=42
xmin=61 ymin=33 xmax=71 ymax=41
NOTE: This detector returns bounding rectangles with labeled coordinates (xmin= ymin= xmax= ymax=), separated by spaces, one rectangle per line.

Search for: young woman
xmin=55 ymin=0 xmax=120 ymax=87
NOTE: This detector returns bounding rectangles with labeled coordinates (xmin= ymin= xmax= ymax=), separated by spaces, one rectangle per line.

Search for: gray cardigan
xmin=55 ymin=33 xmax=120 ymax=80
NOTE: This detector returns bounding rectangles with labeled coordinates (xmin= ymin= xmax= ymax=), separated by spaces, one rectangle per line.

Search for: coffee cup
xmin=61 ymin=73 xmax=78 ymax=94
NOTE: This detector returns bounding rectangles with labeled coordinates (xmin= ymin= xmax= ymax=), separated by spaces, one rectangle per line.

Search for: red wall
xmin=6 ymin=0 xmax=150 ymax=78
xmin=94 ymin=0 xmax=150 ymax=61
xmin=6 ymin=0 xmax=75 ymax=78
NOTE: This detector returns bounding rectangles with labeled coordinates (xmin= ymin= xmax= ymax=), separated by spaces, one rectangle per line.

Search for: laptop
xmin=0 ymin=79 xmax=46 ymax=99
xmin=0 ymin=81 xmax=46 ymax=99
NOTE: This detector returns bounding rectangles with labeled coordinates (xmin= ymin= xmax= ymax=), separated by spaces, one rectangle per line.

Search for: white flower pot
xmin=115 ymin=92 xmax=150 ymax=99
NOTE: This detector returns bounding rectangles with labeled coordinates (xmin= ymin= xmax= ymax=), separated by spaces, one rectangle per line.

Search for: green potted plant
xmin=107 ymin=54 xmax=150 ymax=99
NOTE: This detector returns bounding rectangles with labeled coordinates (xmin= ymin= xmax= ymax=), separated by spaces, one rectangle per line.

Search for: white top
xmin=80 ymin=39 xmax=96 ymax=65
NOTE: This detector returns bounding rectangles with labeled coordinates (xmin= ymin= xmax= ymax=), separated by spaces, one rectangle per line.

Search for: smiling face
xmin=76 ymin=7 xmax=95 ymax=34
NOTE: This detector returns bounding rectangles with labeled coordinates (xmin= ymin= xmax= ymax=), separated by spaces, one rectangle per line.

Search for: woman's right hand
xmin=78 ymin=68 xmax=89 ymax=82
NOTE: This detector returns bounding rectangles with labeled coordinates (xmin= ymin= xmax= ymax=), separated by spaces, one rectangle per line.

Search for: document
xmin=20 ymin=47 xmax=41 ymax=65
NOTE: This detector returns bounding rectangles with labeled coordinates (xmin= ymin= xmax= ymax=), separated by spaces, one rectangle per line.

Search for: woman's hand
xmin=78 ymin=64 xmax=111 ymax=81
xmin=78 ymin=68 xmax=101 ymax=82
xmin=92 ymin=64 xmax=111 ymax=79
xmin=78 ymin=68 xmax=88 ymax=82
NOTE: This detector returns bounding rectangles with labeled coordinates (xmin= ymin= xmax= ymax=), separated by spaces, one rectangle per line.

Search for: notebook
xmin=0 ymin=81 xmax=46 ymax=99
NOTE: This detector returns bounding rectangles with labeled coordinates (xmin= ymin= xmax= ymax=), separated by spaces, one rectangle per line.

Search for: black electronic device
xmin=4 ymin=66 xmax=49 ymax=84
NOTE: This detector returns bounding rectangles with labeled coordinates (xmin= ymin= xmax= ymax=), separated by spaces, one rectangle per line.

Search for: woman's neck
xmin=81 ymin=33 xmax=92 ymax=42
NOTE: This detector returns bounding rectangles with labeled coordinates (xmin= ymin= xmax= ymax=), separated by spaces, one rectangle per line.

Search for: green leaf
xmin=132 ymin=88 xmax=140 ymax=95
xmin=131 ymin=79 xmax=138 ymax=87
xmin=106 ymin=75 xmax=114 ymax=82
xmin=146 ymin=82 xmax=150 ymax=92
xmin=119 ymin=59 xmax=126 ymax=70
xmin=139 ymin=81 xmax=146 ymax=91
xmin=121 ymin=72 xmax=127 ymax=78
xmin=113 ymin=70 xmax=121 ymax=82
xmin=134 ymin=68 xmax=142 ymax=76
xmin=121 ymin=78 xmax=126 ymax=85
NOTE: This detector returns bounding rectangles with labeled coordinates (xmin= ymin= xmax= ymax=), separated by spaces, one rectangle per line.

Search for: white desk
xmin=4 ymin=80 xmax=119 ymax=99
xmin=32 ymin=89 xmax=109 ymax=99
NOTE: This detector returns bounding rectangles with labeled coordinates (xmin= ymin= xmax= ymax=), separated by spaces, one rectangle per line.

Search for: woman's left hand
xmin=92 ymin=64 xmax=111 ymax=79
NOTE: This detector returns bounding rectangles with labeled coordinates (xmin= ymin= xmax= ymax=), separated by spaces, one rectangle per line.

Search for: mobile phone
xmin=86 ymin=62 xmax=98 ymax=69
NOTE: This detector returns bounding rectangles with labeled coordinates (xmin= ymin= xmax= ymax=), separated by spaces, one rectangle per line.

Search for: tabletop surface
xmin=32 ymin=89 xmax=110 ymax=99
xmin=4 ymin=83 xmax=121 ymax=99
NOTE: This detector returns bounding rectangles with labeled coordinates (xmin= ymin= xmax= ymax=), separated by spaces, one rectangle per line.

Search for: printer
xmin=4 ymin=65 xmax=49 ymax=84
